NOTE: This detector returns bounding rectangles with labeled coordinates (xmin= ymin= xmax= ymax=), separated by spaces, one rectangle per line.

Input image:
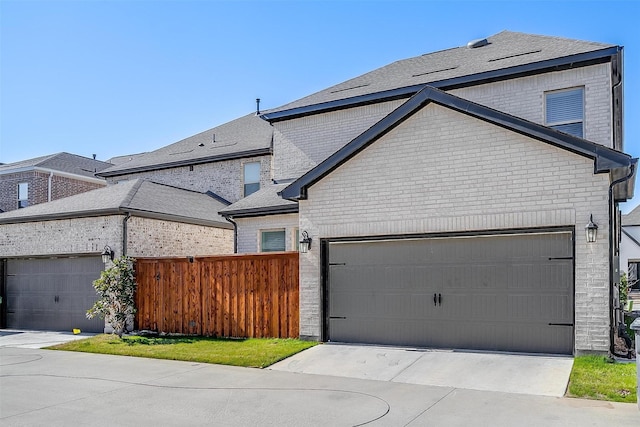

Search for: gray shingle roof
xmin=264 ymin=31 xmax=615 ymax=116
xmin=0 ymin=152 xmax=112 ymax=178
xmin=220 ymin=183 xmax=298 ymax=218
xmin=99 ymin=113 xmax=273 ymax=177
xmin=0 ymin=179 xmax=231 ymax=228
xmin=623 ymin=206 xmax=640 ymax=226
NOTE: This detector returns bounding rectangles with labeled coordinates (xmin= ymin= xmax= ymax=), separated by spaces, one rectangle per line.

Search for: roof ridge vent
xmin=467 ymin=38 xmax=489 ymax=49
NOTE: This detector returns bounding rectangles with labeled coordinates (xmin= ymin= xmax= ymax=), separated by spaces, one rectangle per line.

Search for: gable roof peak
xmin=281 ymin=85 xmax=634 ymax=201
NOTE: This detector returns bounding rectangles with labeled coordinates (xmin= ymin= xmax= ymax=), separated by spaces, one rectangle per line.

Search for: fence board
xmin=135 ymin=253 xmax=299 ymax=338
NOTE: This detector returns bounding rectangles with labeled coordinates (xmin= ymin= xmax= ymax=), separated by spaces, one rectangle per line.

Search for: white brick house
xmin=225 ymin=31 xmax=635 ymax=355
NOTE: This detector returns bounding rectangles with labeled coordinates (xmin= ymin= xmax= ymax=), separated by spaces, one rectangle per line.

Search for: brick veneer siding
xmin=0 ymin=171 xmax=105 ymax=213
xmin=235 ymin=213 xmax=299 ymax=253
xmin=298 ymin=104 xmax=611 ymax=353
xmin=451 ymin=63 xmax=613 ymax=148
xmin=105 ymin=155 xmax=272 ymax=204
xmin=0 ymin=216 xmax=123 ymax=257
xmin=126 ymin=216 xmax=233 ymax=257
xmin=272 ymin=100 xmax=405 ymax=180
xmin=272 ymin=64 xmax=613 ymax=186
xmin=0 ymin=215 xmax=233 ymax=259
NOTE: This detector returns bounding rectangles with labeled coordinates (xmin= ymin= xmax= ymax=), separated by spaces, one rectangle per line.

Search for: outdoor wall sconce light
xmin=585 ymin=215 xmax=598 ymax=243
xmin=299 ymin=231 xmax=312 ymax=253
xmin=101 ymin=245 xmax=114 ymax=264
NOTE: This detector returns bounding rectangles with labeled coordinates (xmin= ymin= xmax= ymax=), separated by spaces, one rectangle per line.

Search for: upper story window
xmin=17 ymin=182 xmax=29 ymax=208
xmin=545 ymin=87 xmax=584 ymax=138
xmin=261 ymin=230 xmax=285 ymax=252
xmin=243 ymin=162 xmax=261 ymax=197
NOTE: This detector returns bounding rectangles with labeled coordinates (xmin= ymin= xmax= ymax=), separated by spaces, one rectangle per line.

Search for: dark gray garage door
xmin=328 ymin=232 xmax=574 ymax=354
xmin=5 ymin=257 xmax=105 ymax=333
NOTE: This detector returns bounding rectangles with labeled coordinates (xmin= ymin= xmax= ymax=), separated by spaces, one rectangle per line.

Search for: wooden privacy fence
xmin=135 ymin=253 xmax=299 ymax=338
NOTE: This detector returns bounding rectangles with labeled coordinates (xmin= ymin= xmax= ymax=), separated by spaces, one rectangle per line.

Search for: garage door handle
xmin=433 ymin=293 xmax=437 ymax=306
xmin=438 ymin=293 xmax=442 ymax=306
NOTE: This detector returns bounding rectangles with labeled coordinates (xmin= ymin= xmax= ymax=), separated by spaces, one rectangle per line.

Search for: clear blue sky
xmin=1 ymin=0 xmax=639 ymax=205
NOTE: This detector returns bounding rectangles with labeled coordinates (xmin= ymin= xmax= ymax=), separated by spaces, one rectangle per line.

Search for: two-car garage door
xmin=327 ymin=232 xmax=574 ymax=354
xmin=4 ymin=257 xmax=105 ymax=333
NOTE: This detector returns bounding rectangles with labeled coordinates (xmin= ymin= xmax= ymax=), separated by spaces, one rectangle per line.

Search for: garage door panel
xmin=6 ymin=257 xmax=105 ymax=333
xmin=328 ymin=232 xmax=574 ymax=354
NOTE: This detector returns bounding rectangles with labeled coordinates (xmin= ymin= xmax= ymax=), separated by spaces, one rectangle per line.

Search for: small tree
xmin=87 ymin=256 xmax=137 ymax=337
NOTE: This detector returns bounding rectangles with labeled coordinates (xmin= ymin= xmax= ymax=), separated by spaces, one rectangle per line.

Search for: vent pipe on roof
xmin=256 ymin=98 xmax=261 ymax=115
xmin=467 ymin=38 xmax=489 ymax=49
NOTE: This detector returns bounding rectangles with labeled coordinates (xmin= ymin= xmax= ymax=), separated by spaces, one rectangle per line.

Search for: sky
xmin=1 ymin=0 xmax=639 ymax=207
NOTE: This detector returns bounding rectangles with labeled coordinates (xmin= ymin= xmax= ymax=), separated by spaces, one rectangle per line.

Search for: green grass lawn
xmin=48 ymin=334 xmax=317 ymax=368
xmin=567 ymin=355 xmax=637 ymax=403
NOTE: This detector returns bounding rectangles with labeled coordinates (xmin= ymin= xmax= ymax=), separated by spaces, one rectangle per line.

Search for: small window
xmin=18 ymin=182 xmax=28 ymax=208
xmin=294 ymin=228 xmax=300 ymax=252
xmin=261 ymin=230 xmax=285 ymax=252
xmin=244 ymin=162 xmax=261 ymax=197
xmin=545 ymin=87 xmax=584 ymax=138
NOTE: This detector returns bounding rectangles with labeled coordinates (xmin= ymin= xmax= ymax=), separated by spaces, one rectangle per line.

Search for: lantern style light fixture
xmin=101 ymin=245 xmax=114 ymax=264
xmin=585 ymin=215 xmax=598 ymax=243
xmin=299 ymin=231 xmax=312 ymax=253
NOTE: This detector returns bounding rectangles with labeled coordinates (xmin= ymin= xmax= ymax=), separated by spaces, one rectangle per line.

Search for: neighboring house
xmin=0 ymin=152 xmax=112 ymax=212
xmin=97 ymin=113 xmax=273 ymax=204
xmin=621 ymin=207 xmax=640 ymax=285
xmin=0 ymin=31 xmax=635 ymax=356
xmin=0 ymin=179 xmax=233 ymax=332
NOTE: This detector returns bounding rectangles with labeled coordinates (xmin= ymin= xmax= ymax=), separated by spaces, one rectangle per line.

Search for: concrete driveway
xmin=1 ymin=345 xmax=638 ymax=427
xmin=0 ymin=329 xmax=96 ymax=349
xmin=270 ymin=343 xmax=574 ymax=397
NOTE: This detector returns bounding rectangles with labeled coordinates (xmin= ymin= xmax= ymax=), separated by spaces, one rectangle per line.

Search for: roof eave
xmin=263 ymin=46 xmax=621 ymax=123
xmin=97 ymin=148 xmax=272 ymax=177
xmin=282 ymin=85 xmax=634 ymax=201
xmin=0 ymin=208 xmax=124 ymax=224
xmin=220 ymin=204 xmax=299 ymax=219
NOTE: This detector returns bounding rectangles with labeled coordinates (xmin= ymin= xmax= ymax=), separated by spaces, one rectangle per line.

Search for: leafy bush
xmin=87 ymin=256 xmax=137 ymax=337
xmin=620 ymin=272 xmax=629 ymax=309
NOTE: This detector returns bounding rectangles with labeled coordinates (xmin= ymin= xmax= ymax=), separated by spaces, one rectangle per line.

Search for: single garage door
xmin=5 ymin=257 xmax=105 ymax=333
xmin=327 ymin=232 xmax=574 ymax=354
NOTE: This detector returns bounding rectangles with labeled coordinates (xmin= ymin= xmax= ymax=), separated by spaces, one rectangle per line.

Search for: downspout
xmin=225 ymin=216 xmax=238 ymax=253
xmin=48 ymin=172 xmax=53 ymax=202
xmin=608 ymin=162 xmax=635 ymax=355
xmin=122 ymin=213 xmax=131 ymax=257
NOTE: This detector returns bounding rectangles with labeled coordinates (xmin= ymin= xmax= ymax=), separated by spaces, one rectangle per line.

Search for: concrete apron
xmin=269 ymin=343 xmax=574 ymax=397
xmin=0 ymin=330 xmax=97 ymax=349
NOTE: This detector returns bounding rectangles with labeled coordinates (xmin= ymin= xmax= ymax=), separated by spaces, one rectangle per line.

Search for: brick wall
xmin=299 ymin=104 xmax=611 ymax=353
xmin=272 ymin=100 xmax=405 ymax=180
xmin=0 ymin=215 xmax=233 ymax=259
xmin=0 ymin=171 xmax=105 ymax=212
xmin=105 ymin=155 xmax=272 ymax=203
xmin=126 ymin=216 xmax=233 ymax=257
xmin=0 ymin=216 xmax=123 ymax=257
xmin=451 ymin=63 xmax=612 ymax=148
xmin=235 ymin=213 xmax=299 ymax=253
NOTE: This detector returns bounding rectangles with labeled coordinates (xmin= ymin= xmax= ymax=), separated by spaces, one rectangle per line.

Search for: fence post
xmin=631 ymin=318 xmax=640 ymax=409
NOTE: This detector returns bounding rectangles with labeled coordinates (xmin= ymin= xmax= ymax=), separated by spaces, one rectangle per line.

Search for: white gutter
xmin=48 ymin=171 xmax=53 ymax=202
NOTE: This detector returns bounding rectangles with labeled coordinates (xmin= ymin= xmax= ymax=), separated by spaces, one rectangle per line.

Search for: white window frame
xmin=293 ymin=227 xmax=300 ymax=252
xmin=17 ymin=182 xmax=28 ymax=209
xmin=243 ymin=162 xmax=261 ymax=197
xmin=260 ymin=229 xmax=286 ymax=253
xmin=544 ymin=87 xmax=585 ymax=138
